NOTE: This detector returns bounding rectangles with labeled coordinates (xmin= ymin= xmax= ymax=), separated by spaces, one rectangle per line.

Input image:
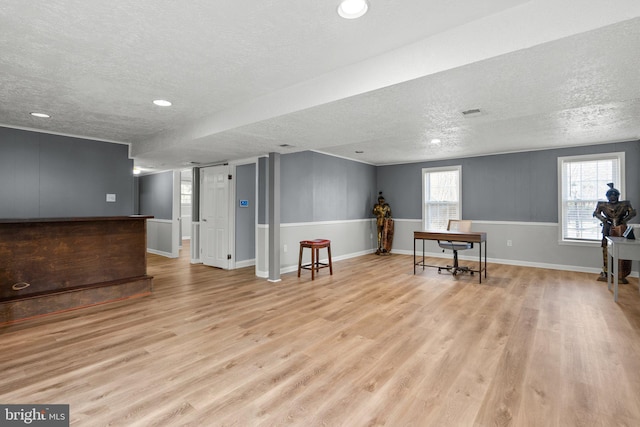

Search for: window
xmin=558 ymin=152 xmax=624 ymax=242
xmin=422 ymin=166 xmax=461 ymax=230
xmin=181 ymin=182 xmax=192 ymax=205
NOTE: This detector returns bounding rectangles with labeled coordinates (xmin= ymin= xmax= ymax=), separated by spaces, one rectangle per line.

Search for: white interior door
xmin=201 ymin=165 xmax=230 ymax=269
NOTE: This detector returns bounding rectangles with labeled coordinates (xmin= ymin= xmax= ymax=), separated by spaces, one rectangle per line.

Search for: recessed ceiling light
xmin=153 ymin=99 xmax=172 ymax=107
xmin=430 ymin=139 xmax=441 ymax=145
xmin=133 ymin=168 xmax=141 ymax=175
xmin=337 ymin=0 xmax=369 ymax=19
xmin=30 ymin=112 xmax=50 ymax=118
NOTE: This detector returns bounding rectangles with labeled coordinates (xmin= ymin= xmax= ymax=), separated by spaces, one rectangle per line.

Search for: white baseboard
xmin=147 ymin=248 xmax=178 ymax=258
xmin=391 ymin=248 xmax=638 ymax=276
xmin=254 ymin=249 xmax=376 ymax=279
xmin=236 ymin=258 xmax=256 ymax=269
xmin=274 ymin=249 xmax=376 ymax=276
xmin=229 ymin=249 xmax=638 ymax=279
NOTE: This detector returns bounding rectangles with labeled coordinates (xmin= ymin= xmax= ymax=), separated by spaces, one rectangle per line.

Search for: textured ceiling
xmin=1 ymin=1 xmax=639 ymax=171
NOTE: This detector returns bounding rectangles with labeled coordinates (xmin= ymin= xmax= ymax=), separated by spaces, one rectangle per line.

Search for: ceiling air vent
xmin=462 ymin=108 xmax=482 ymax=116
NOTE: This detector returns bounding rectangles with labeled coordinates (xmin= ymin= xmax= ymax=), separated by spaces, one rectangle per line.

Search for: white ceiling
xmin=1 ymin=1 xmax=639 ymax=171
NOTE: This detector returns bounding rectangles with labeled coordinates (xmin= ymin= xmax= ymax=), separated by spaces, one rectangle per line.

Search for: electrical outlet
xmin=507 ymin=240 xmax=513 ymax=247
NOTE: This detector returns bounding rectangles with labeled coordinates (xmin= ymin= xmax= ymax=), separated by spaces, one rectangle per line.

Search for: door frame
xmin=199 ymin=164 xmax=235 ymax=269
xmin=192 ymin=158 xmax=259 ymax=271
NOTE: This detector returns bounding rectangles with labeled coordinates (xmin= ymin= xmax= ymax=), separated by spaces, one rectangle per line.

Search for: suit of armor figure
xmin=593 ymin=183 xmax=636 ymax=282
xmin=373 ymin=194 xmax=392 ymax=254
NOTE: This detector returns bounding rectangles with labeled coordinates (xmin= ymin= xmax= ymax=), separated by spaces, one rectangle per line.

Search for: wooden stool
xmin=298 ymin=239 xmax=333 ymax=280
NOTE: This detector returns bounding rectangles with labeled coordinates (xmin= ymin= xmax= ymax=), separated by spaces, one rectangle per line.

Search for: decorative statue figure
xmin=593 ymin=183 xmax=636 ymax=283
xmin=373 ymin=192 xmax=393 ymax=255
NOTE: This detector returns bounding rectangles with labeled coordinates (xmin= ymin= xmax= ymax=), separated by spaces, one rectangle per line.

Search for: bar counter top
xmin=0 ymin=215 xmax=153 ymax=224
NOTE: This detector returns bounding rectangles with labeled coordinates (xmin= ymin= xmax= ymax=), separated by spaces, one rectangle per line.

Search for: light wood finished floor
xmin=2 ymin=245 xmax=640 ymax=426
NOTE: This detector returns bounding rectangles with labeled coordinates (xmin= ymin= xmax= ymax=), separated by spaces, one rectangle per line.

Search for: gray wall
xmin=377 ymin=141 xmax=640 ymax=222
xmin=236 ymin=163 xmax=256 ymax=262
xmin=278 ymin=151 xmax=377 ymax=223
xmin=137 ymin=171 xmax=173 ymax=220
xmin=0 ymin=126 xmax=134 ymax=218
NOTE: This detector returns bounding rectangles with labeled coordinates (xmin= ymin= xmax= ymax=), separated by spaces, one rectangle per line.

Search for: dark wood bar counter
xmin=0 ymin=216 xmax=153 ymax=324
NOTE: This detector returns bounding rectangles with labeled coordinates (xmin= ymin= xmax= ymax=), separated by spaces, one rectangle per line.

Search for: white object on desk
xmin=606 ymin=236 xmax=640 ymax=302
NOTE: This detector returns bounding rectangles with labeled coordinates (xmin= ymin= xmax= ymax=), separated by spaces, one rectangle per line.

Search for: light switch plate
xmin=106 ymin=194 xmax=116 ymax=202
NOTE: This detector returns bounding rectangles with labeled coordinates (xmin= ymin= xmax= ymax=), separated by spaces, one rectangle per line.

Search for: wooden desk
xmin=606 ymin=236 xmax=640 ymax=302
xmin=414 ymin=230 xmax=487 ymax=283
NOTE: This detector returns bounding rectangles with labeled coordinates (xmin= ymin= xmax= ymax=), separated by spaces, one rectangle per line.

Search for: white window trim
xmin=557 ymin=151 xmax=625 ymax=245
xmin=422 ymin=165 xmax=462 ymax=230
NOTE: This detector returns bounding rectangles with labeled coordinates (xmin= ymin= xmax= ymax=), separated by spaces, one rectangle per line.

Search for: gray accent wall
xmin=137 ymin=171 xmax=173 ymax=220
xmin=0 ymin=126 xmax=133 ymax=218
xmin=279 ymin=151 xmax=377 ymax=223
xmin=235 ymin=163 xmax=256 ymax=262
xmin=377 ymin=141 xmax=640 ymax=223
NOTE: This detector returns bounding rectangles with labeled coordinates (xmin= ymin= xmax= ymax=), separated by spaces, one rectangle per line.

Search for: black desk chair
xmin=438 ymin=220 xmax=473 ymax=276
